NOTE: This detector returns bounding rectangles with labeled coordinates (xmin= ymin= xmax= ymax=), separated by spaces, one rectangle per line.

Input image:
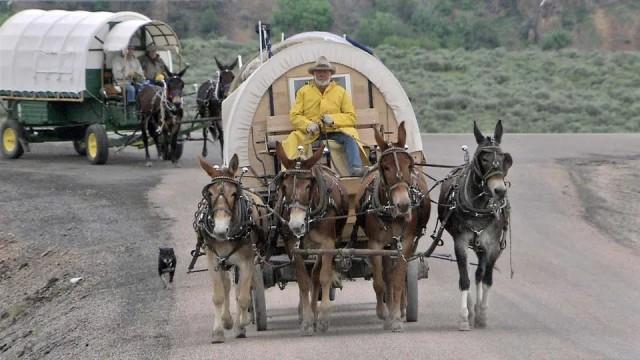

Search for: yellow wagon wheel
xmin=1 ymin=119 xmax=25 ymax=159
xmin=84 ymin=124 xmax=109 ymax=165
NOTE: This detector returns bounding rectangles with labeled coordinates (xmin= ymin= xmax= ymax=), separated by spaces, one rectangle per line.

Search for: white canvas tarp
xmin=103 ymin=19 xmax=180 ymax=52
xmin=222 ymin=36 xmax=421 ymax=166
xmin=0 ymin=10 xmax=149 ymax=94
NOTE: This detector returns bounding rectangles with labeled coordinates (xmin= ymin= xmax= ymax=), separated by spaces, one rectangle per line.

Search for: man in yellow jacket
xmin=284 ymin=56 xmax=366 ymax=176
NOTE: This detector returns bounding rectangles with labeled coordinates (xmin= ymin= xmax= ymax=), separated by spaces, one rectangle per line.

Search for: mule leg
xmin=369 ymin=240 xmax=389 ymax=327
xmin=206 ymin=252 xmax=227 ymax=343
xmin=215 ymin=120 xmax=224 ymax=157
xmin=294 ymin=253 xmax=314 ymax=336
xmin=234 ymin=259 xmax=253 ymax=338
xmin=310 ymin=257 xmax=321 ymax=324
xmin=388 ymin=235 xmax=414 ymax=332
xmin=141 ymin=115 xmax=152 ymax=167
xmin=221 ymin=269 xmax=233 ymax=330
xmin=316 ymin=249 xmax=335 ymax=333
xmin=454 ymin=233 xmax=475 ymax=331
xmin=476 ymin=255 xmax=497 ymax=328
xmin=202 ymin=124 xmax=208 ymax=157
xmin=170 ymin=123 xmax=181 ymax=166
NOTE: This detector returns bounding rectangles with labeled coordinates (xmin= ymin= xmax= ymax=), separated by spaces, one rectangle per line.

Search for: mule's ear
xmin=302 ymin=144 xmax=324 ymax=169
xmin=503 ymin=152 xmax=513 ymax=173
xmin=163 ymin=65 xmax=174 ymax=78
xmin=177 ymin=64 xmax=189 ymax=78
xmin=473 ymin=121 xmax=485 ymax=144
xmin=374 ymin=124 xmax=387 ymax=150
xmin=494 ymin=120 xmax=503 ymax=144
xmin=198 ymin=155 xmax=219 ymax=178
xmin=215 ymin=56 xmax=223 ymax=70
xmin=394 ymin=121 xmax=406 ymax=148
xmin=229 ymin=58 xmax=238 ymax=70
xmin=275 ymin=141 xmax=295 ymax=169
xmin=227 ymin=154 xmax=239 ymax=175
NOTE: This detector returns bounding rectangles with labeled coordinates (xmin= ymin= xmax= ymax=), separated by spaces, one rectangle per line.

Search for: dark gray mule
xmin=437 ymin=120 xmax=513 ymax=330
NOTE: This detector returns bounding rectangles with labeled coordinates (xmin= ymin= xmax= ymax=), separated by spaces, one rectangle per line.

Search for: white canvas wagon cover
xmin=0 ymin=9 xmax=178 ymax=96
xmin=222 ymin=32 xmax=422 ymax=167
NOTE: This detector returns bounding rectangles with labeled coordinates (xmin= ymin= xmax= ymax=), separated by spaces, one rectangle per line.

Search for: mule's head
xmin=374 ymin=121 xmax=414 ymax=217
xmin=215 ymin=57 xmax=237 ymax=98
xmin=164 ymin=65 xmax=189 ymax=106
xmin=275 ymin=142 xmax=324 ymax=238
xmin=472 ymin=120 xmax=513 ymax=200
xmin=199 ymin=154 xmax=240 ymax=239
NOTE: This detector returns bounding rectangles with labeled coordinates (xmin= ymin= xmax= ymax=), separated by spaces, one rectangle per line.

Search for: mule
xmin=354 ymin=121 xmax=431 ymax=332
xmin=274 ymin=142 xmax=349 ymax=335
xmin=137 ymin=65 xmax=188 ymax=166
xmin=197 ymin=57 xmax=238 ymax=158
xmin=437 ymin=120 xmax=512 ymax=331
xmin=195 ymin=154 xmax=269 ymax=343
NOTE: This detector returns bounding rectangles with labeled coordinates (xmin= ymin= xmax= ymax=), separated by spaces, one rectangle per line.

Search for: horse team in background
xmin=195 ymin=120 xmax=512 ymax=342
xmin=197 ymin=57 xmax=239 ymax=158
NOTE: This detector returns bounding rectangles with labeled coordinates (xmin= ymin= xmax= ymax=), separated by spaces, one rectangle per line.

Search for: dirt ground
xmin=562 ymin=154 xmax=640 ymax=252
xmin=0 ymin=139 xmax=639 ymax=359
xmin=0 ymin=151 xmax=175 ymax=359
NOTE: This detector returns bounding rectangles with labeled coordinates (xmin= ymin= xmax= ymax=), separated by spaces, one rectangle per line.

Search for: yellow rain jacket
xmin=283 ymin=81 xmax=367 ymax=161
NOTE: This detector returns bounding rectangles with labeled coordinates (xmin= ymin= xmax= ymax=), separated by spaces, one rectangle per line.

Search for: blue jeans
xmin=125 ymin=83 xmax=142 ymax=103
xmin=320 ymin=132 xmax=362 ymax=169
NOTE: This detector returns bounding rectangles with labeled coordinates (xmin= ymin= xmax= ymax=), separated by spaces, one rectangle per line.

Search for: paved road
xmin=150 ymin=134 xmax=640 ymax=360
xmin=2 ymin=134 xmax=638 ymax=359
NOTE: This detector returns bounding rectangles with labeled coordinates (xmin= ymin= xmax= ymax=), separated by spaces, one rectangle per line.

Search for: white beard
xmin=315 ymin=78 xmax=330 ymax=87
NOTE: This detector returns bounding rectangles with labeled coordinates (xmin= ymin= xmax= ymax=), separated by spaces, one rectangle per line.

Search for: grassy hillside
xmin=375 ymin=46 xmax=640 ymax=133
xmin=180 ymin=38 xmax=640 ymax=133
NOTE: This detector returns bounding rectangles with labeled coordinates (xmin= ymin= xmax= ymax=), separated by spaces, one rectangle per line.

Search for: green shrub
xmin=542 ymin=30 xmax=573 ymax=50
xmin=355 ymin=12 xmax=411 ymax=47
xmin=272 ymin=0 xmax=332 ymax=34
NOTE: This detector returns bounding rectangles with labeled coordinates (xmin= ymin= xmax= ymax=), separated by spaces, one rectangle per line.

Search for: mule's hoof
xmin=316 ymin=319 xmax=329 ymax=333
xmin=458 ymin=321 xmax=472 ymax=331
xmin=211 ymin=330 xmax=225 ymax=343
xmin=383 ymin=319 xmax=392 ymax=330
xmin=222 ymin=316 xmax=233 ymax=330
xmin=173 ymin=161 xmax=181 ymax=168
xmin=376 ymin=305 xmax=388 ymax=320
xmin=301 ymin=321 xmax=314 ymax=336
xmin=391 ymin=320 xmax=404 ymax=332
xmin=474 ymin=304 xmax=487 ymax=328
xmin=145 ymin=161 xmax=152 ymax=167
xmin=236 ymin=328 xmax=247 ymax=338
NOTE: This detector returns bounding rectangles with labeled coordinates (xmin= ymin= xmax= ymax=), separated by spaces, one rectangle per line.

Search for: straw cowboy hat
xmin=308 ymin=56 xmax=336 ymax=74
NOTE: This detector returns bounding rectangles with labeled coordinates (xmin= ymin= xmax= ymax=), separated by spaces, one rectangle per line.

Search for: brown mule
xmin=274 ymin=143 xmax=349 ymax=335
xmin=196 ymin=154 xmax=268 ymax=343
xmin=354 ymin=122 xmax=431 ymax=331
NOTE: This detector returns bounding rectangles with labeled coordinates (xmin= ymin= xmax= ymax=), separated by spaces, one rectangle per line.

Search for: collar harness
xmin=193 ymin=175 xmax=253 ymax=271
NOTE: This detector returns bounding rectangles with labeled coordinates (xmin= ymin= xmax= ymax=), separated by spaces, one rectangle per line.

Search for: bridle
xmin=471 ymin=143 xmax=506 ymax=189
xmin=275 ymin=162 xmax=333 ymax=239
xmin=373 ymin=146 xmax=422 ymax=214
xmin=198 ymin=175 xmax=251 ymax=242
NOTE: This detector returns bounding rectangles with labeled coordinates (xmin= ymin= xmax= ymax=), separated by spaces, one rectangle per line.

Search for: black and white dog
xmin=158 ymin=247 xmax=176 ymax=289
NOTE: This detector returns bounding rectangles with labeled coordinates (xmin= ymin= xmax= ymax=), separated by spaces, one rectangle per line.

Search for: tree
xmin=272 ymin=0 xmax=333 ymax=35
xmin=198 ymin=7 xmax=218 ymax=36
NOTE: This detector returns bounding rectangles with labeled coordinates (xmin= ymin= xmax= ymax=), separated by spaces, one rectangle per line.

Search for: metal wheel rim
xmin=2 ymin=127 xmax=17 ymax=153
xmin=87 ymin=133 xmax=98 ymax=159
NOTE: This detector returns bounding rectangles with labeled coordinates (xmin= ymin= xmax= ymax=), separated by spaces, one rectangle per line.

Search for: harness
xmin=437 ymin=143 xmax=511 ymax=252
xmin=354 ymin=146 xmax=426 ymax=259
xmin=275 ymin=161 xmax=344 ymax=243
xmin=193 ymin=175 xmax=253 ymax=271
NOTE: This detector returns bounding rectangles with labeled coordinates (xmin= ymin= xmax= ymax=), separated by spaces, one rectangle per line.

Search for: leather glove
xmin=322 ymin=114 xmax=334 ymax=126
xmin=306 ymin=123 xmax=319 ymax=134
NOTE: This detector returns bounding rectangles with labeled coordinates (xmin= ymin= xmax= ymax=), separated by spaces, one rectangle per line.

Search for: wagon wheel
xmin=251 ymin=264 xmax=267 ymax=331
xmin=73 ymin=140 xmax=87 ymax=156
xmin=405 ymin=260 xmax=419 ymax=322
xmin=85 ymin=124 xmax=109 ymax=165
xmin=1 ymin=119 xmax=24 ymax=159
